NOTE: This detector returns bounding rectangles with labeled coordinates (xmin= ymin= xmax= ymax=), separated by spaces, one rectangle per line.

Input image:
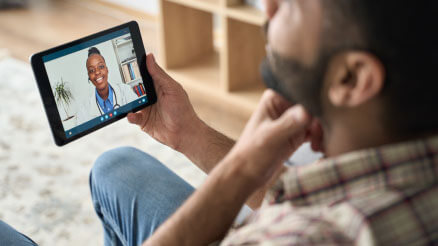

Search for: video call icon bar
xmin=98 ymin=98 xmax=146 ymax=122
xmin=66 ymin=96 xmax=148 ymax=139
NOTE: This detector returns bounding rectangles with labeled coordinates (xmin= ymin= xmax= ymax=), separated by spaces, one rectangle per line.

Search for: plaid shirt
xmin=221 ymin=136 xmax=438 ymax=245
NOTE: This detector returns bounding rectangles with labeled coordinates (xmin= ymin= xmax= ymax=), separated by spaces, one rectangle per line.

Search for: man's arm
xmin=143 ymin=152 xmax=254 ymax=246
xmin=173 ymin=112 xmax=285 ymax=209
xmin=143 ymin=90 xmax=312 ymax=245
xmin=128 ymin=54 xmax=278 ymax=209
xmin=127 ymin=54 xmax=234 ymax=173
xmin=175 ymin=116 xmax=235 ymax=173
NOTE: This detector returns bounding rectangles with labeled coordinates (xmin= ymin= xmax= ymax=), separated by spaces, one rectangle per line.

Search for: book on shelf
xmin=132 ymin=83 xmax=146 ymax=97
xmin=122 ymin=64 xmax=131 ymax=83
xmin=133 ymin=60 xmax=141 ymax=79
xmin=134 ymin=85 xmax=140 ymax=97
xmin=121 ymin=60 xmax=141 ymax=83
xmin=128 ymin=63 xmax=135 ymax=80
xmin=139 ymin=83 xmax=145 ymax=95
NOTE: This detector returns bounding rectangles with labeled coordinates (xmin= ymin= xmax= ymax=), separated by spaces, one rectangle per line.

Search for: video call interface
xmin=43 ymin=28 xmax=149 ymax=139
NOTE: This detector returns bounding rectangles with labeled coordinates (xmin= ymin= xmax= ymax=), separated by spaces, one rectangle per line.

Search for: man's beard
xmin=260 ymin=50 xmax=330 ymax=117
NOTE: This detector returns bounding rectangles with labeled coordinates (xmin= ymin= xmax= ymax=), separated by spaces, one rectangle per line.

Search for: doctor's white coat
xmin=75 ymin=82 xmax=139 ymax=126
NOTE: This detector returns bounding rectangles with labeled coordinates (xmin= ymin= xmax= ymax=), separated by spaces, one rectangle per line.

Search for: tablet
xmin=31 ymin=21 xmax=157 ymax=146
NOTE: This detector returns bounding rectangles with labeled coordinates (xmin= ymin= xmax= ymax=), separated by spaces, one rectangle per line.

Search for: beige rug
xmin=0 ymin=56 xmax=206 ymax=245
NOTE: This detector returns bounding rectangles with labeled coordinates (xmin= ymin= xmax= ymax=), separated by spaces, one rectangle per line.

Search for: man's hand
xmin=143 ymin=90 xmax=312 ymax=246
xmin=224 ymin=89 xmax=312 ymax=187
xmin=127 ymin=54 xmax=235 ymax=173
xmin=127 ymin=54 xmax=200 ymax=151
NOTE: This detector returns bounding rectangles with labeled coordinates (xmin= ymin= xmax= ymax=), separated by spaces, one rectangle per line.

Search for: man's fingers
xmin=256 ymin=89 xmax=292 ymax=121
xmin=266 ymin=89 xmax=293 ymax=117
xmin=127 ymin=112 xmax=142 ymax=125
xmin=272 ymin=105 xmax=311 ymax=138
xmin=263 ymin=0 xmax=279 ymax=19
xmin=146 ymin=53 xmax=160 ymax=80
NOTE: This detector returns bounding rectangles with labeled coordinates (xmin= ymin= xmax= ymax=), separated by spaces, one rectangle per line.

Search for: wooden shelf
xmin=165 ymin=52 xmax=264 ymax=117
xmin=127 ymin=78 xmax=143 ymax=85
xmin=165 ymin=0 xmax=220 ymax=13
xmin=159 ymin=0 xmax=268 ymax=134
xmin=225 ymin=85 xmax=264 ymax=114
xmin=160 ymin=0 xmax=214 ymax=68
xmin=226 ymin=4 xmax=265 ymax=26
xmin=166 ymin=52 xmax=221 ymax=93
xmin=120 ymin=58 xmax=136 ymax=65
xmin=224 ymin=16 xmax=266 ymax=91
xmin=115 ymin=39 xmax=132 ymax=47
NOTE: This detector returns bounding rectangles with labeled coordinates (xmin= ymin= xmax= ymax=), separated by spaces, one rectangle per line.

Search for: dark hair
xmin=88 ymin=47 xmax=102 ymax=57
xmin=322 ymin=1 xmax=438 ymax=136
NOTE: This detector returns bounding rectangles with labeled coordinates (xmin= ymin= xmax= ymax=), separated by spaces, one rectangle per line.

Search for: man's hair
xmin=322 ymin=1 xmax=438 ymax=136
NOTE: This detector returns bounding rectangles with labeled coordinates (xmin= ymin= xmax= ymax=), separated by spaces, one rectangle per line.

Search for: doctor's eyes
xmin=88 ymin=65 xmax=106 ymax=74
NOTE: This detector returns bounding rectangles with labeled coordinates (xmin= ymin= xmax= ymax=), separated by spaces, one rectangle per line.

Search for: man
xmin=1 ymin=0 xmax=437 ymax=245
xmin=90 ymin=0 xmax=438 ymax=245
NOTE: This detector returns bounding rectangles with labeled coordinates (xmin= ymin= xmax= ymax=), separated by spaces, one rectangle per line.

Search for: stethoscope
xmin=94 ymin=83 xmax=121 ymax=116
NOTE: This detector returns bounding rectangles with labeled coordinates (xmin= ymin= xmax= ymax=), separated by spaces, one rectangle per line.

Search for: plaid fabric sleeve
xmin=220 ymin=203 xmax=353 ymax=245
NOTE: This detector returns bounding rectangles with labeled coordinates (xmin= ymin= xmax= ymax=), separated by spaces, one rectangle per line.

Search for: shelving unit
xmin=113 ymin=35 xmax=147 ymax=97
xmin=165 ymin=0 xmax=220 ymax=13
xmin=121 ymin=58 xmax=136 ymax=66
xmin=159 ymin=0 xmax=266 ymax=120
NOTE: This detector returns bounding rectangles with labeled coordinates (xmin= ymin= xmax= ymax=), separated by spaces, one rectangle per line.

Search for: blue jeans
xmin=89 ymin=146 xmax=196 ymax=246
xmin=0 ymin=221 xmax=38 ymax=246
xmin=0 ymin=146 xmax=252 ymax=245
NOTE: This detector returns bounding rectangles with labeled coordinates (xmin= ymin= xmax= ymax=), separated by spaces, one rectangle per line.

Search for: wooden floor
xmin=0 ymin=0 xmax=248 ymax=139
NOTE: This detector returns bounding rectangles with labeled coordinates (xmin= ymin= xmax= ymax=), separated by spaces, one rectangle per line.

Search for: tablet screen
xmin=42 ymin=27 xmax=149 ymax=139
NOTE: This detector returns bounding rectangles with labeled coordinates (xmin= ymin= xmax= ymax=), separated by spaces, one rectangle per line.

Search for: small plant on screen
xmin=54 ymin=78 xmax=74 ymax=121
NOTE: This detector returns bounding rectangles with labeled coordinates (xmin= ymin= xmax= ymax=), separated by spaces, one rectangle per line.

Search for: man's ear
xmin=328 ymin=52 xmax=385 ymax=108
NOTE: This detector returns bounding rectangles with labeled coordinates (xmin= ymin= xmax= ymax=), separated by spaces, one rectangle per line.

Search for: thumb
xmin=271 ymin=105 xmax=311 ymax=138
xmin=146 ymin=53 xmax=171 ymax=83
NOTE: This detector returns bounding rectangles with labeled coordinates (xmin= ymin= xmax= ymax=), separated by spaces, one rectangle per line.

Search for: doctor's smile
xmin=96 ymin=76 xmax=104 ymax=83
xmin=78 ymin=46 xmax=139 ymax=120
xmin=86 ymin=48 xmax=109 ymax=98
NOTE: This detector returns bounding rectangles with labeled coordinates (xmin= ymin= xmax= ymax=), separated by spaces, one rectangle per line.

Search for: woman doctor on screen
xmin=76 ymin=47 xmax=138 ymax=125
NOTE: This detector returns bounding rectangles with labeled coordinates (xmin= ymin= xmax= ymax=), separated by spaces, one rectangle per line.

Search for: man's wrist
xmin=177 ymin=116 xmax=235 ymax=173
xmin=176 ymin=116 xmax=206 ymax=154
xmin=220 ymin=151 xmax=262 ymax=188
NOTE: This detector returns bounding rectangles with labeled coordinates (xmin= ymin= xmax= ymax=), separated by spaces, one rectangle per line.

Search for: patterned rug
xmin=0 ymin=56 xmax=206 ymax=245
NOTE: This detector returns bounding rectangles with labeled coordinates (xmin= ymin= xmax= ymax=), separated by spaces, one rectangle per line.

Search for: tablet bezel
xmin=30 ymin=21 xmax=157 ymax=146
